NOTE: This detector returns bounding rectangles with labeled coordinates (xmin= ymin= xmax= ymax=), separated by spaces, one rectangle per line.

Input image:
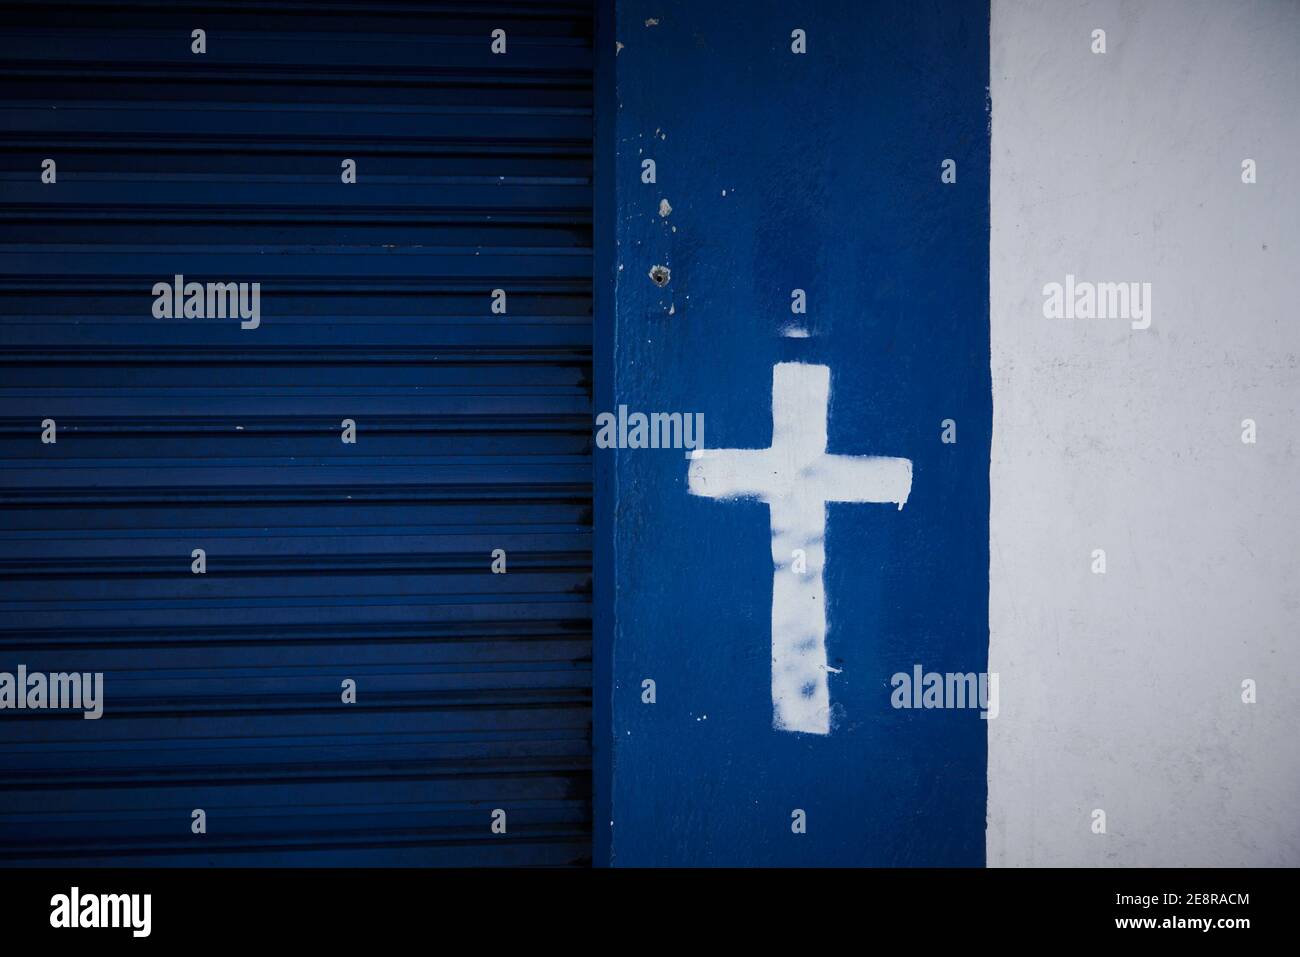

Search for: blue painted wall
xmin=606 ymin=0 xmax=990 ymax=865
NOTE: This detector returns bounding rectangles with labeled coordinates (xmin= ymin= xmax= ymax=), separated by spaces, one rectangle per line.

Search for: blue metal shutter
xmin=0 ymin=0 xmax=593 ymax=866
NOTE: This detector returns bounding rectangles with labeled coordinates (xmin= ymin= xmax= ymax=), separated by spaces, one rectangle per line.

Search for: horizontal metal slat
xmin=0 ymin=0 xmax=594 ymax=868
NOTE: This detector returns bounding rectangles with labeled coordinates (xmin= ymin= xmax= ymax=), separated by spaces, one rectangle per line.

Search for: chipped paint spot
xmin=649 ymin=264 xmax=671 ymax=287
xmin=781 ymin=325 xmax=810 ymax=338
xmin=616 ymin=40 xmax=624 ymax=54
xmin=658 ymin=198 xmax=672 ymax=217
xmin=645 ymin=18 xmax=659 ymax=27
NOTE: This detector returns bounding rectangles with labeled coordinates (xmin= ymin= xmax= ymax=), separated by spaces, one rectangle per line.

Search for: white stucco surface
xmin=988 ymin=0 xmax=1300 ymax=865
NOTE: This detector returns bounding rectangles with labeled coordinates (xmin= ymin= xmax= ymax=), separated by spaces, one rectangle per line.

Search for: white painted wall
xmin=989 ymin=0 xmax=1300 ymax=866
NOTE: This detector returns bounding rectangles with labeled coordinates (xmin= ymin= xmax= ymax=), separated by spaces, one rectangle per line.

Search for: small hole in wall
xmin=649 ymin=265 xmax=671 ymax=287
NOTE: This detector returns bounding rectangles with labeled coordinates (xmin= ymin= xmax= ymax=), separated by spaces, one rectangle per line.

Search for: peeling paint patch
xmin=658 ymin=198 xmax=672 ymax=217
xmin=780 ymin=325 xmax=810 ymax=338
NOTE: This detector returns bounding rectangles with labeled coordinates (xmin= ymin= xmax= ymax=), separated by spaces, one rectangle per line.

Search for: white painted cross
xmin=687 ymin=362 xmax=913 ymax=735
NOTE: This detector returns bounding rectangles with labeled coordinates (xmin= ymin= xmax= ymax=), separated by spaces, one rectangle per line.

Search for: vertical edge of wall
xmin=590 ymin=0 xmax=619 ymax=868
xmin=982 ymin=0 xmax=994 ymax=870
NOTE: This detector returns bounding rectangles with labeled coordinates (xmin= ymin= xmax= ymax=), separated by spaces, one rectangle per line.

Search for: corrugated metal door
xmin=0 ymin=1 xmax=593 ymax=866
